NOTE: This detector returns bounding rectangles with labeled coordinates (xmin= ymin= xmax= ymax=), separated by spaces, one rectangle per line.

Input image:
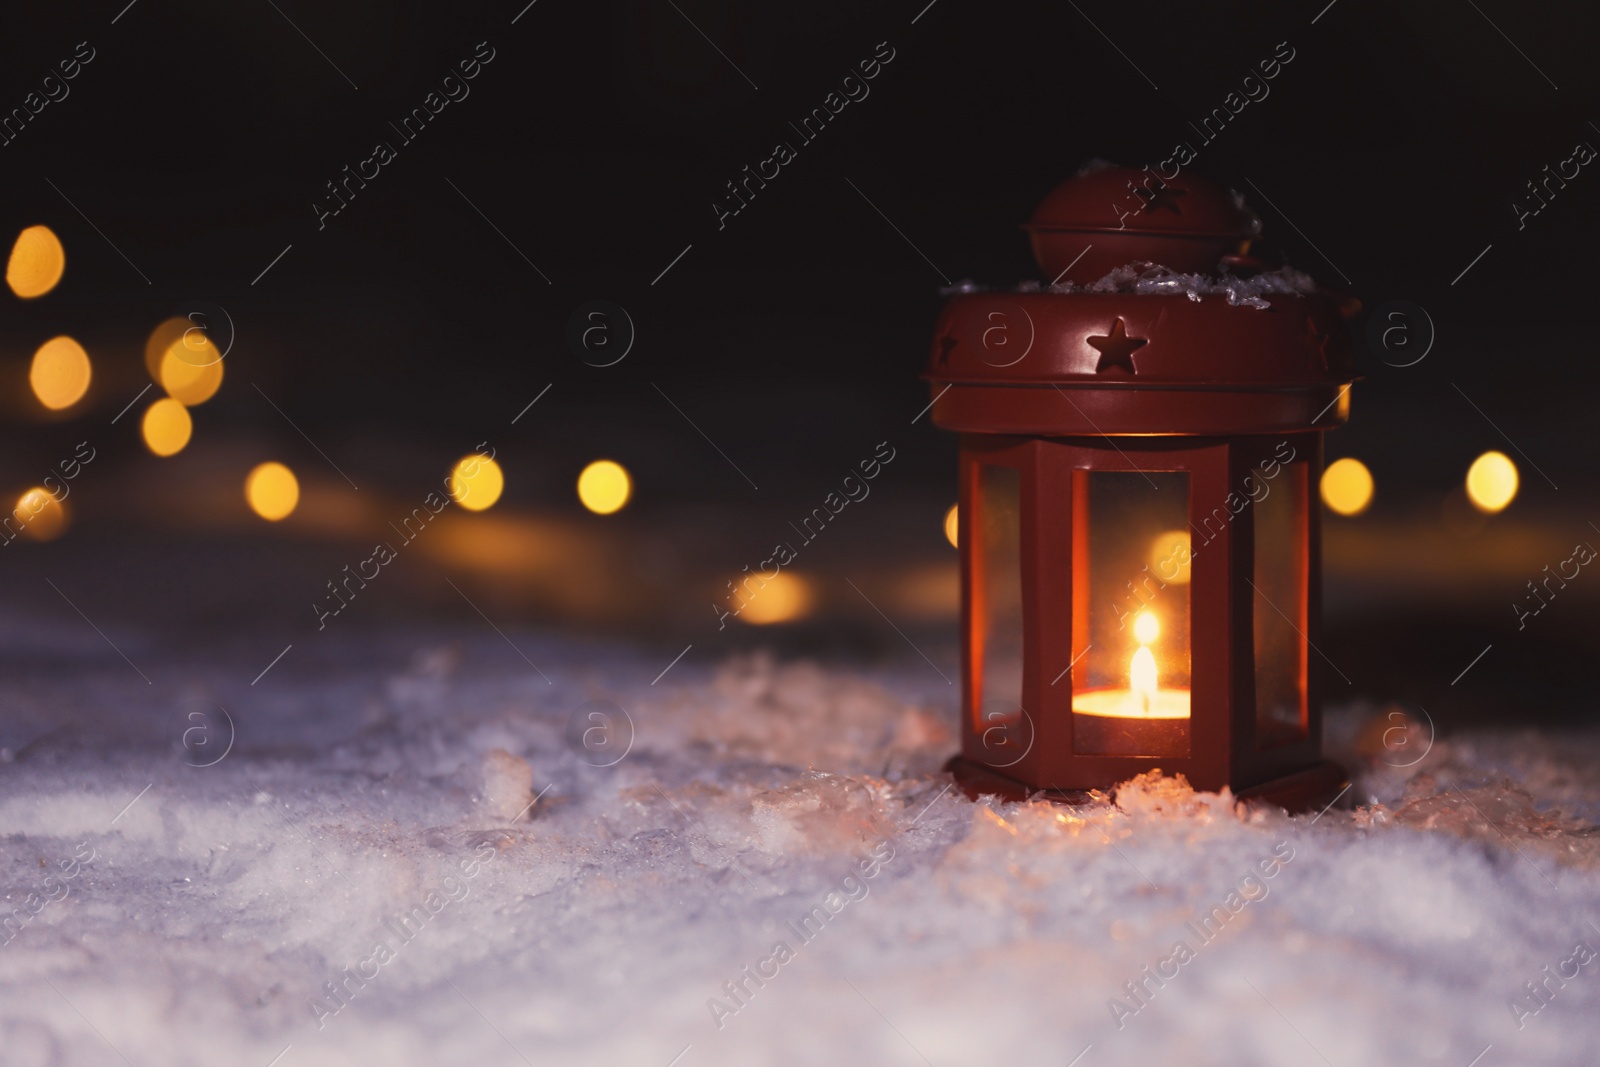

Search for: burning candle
xmin=1072 ymin=610 xmax=1191 ymax=757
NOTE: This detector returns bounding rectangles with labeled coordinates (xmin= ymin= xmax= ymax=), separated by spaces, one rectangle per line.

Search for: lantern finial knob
xmin=1024 ymin=162 xmax=1261 ymax=284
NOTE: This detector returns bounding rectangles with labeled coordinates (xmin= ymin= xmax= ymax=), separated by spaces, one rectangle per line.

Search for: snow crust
xmin=946 ymin=262 xmax=1322 ymax=309
xmin=2 ymin=631 xmax=1598 ymax=1065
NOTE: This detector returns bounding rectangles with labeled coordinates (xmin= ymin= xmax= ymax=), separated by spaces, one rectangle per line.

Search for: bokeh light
xmin=449 ymin=454 xmax=504 ymax=511
xmin=1320 ymin=457 xmax=1373 ymax=516
xmin=6 ymin=225 xmax=65 ymax=299
xmin=1146 ymin=529 xmax=1192 ymax=584
xmin=12 ymin=487 xmax=68 ymax=541
xmin=144 ymin=318 xmax=190 ymax=379
xmin=159 ymin=333 xmax=224 ymax=406
xmin=943 ymin=504 xmax=959 ymax=548
xmin=737 ymin=572 xmax=813 ymax=625
xmin=1465 ymin=451 xmax=1518 ymax=514
xmin=245 ymin=462 xmax=300 ymax=521
xmin=141 ymin=397 xmax=193 ymax=457
xmin=577 ymin=460 xmax=631 ymax=515
xmin=29 ymin=335 xmax=91 ymax=411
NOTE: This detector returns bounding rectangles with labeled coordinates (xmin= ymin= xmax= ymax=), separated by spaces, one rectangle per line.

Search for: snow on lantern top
xmin=1025 ymin=163 xmax=1261 ymax=283
xmin=924 ymin=166 xmax=1359 ymax=438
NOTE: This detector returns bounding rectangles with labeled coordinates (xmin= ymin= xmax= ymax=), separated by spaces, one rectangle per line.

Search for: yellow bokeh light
xmin=1465 ymin=451 xmax=1518 ymax=514
xmin=159 ymin=334 xmax=224 ymax=406
xmin=6 ymin=225 xmax=65 ymax=299
xmin=1146 ymin=529 xmax=1191 ymax=584
xmin=1132 ymin=610 xmax=1160 ymax=644
xmin=738 ymin=572 xmax=813 ymax=625
xmin=13 ymin=487 xmax=68 ymax=541
xmin=577 ymin=460 xmax=631 ymax=515
xmin=943 ymin=504 xmax=959 ymax=548
xmin=29 ymin=335 xmax=91 ymax=411
xmin=449 ymin=454 xmax=504 ymax=511
xmin=144 ymin=318 xmax=190 ymax=379
xmin=141 ymin=397 xmax=192 ymax=457
xmin=1320 ymin=457 xmax=1373 ymax=516
xmin=245 ymin=462 xmax=299 ymax=521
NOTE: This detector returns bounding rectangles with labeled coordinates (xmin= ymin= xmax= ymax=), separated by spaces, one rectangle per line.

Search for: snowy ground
xmin=3 ymin=619 xmax=1599 ymax=1067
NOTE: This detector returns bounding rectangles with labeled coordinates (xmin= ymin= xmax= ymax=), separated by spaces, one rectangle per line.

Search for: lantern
xmin=929 ymin=165 xmax=1358 ymax=810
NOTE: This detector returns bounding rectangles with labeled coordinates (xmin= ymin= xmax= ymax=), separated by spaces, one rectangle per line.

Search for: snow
xmin=479 ymin=748 xmax=535 ymax=822
xmin=947 ymin=262 xmax=1323 ymax=309
xmin=1064 ymin=261 xmax=1322 ymax=308
xmin=3 ymin=628 xmax=1599 ymax=1066
xmin=940 ymin=262 xmax=1318 ymax=308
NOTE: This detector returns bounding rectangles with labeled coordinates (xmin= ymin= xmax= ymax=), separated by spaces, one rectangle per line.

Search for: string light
xmin=449 ymin=454 xmax=504 ymax=511
xmin=6 ymin=225 xmax=65 ymax=299
xmin=141 ymin=398 xmax=192 ymax=456
xmin=159 ymin=334 xmax=224 ymax=406
xmin=738 ymin=572 xmax=813 ymax=625
xmin=1465 ymin=451 xmax=1518 ymax=513
xmin=12 ymin=487 xmax=67 ymax=541
xmin=1320 ymin=457 xmax=1373 ymax=516
xmin=29 ymin=336 xmax=91 ymax=410
xmin=577 ymin=460 xmax=631 ymax=515
xmin=245 ymin=462 xmax=299 ymax=521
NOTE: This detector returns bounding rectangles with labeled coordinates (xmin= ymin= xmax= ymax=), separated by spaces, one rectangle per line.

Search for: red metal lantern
xmin=929 ymin=165 xmax=1358 ymax=810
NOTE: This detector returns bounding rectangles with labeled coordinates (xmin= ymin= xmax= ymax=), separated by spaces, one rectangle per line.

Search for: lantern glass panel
xmin=1253 ymin=461 xmax=1309 ymax=748
xmin=974 ymin=465 xmax=1024 ymax=731
xmin=1071 ymin=470 xmax=1191 ymax=758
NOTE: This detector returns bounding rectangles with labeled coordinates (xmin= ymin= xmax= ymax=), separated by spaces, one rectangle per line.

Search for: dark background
xmin=0 ymin=0 xmax=1596 ymax=730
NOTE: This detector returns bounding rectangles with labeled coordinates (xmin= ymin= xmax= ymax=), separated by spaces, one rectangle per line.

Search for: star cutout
xmin=1086 ymin=318 xmax=1148 ymax=375
xmin=1138 ymin=183 xmax=1186 ymax=215
xmin=936 ymin=332 xmax=958 ymax=365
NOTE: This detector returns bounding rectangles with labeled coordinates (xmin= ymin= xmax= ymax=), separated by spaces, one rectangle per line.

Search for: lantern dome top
xmin=924 ymin=165 xmax=1360 ymax=438
xmin=1026 ymin=163 xmax=1261 ymax=283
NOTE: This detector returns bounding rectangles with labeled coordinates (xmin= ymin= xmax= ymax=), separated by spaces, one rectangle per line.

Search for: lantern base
xmin=943 ymin=756 xmax=1098 ymax=806
xmin=1233 ymin=760 xmax=1350 ymax=815
xmin=944 ymin=755 xmax=1349 ymax=815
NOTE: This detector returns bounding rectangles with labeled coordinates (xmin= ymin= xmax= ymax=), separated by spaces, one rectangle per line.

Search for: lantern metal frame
xmin=927 ymin=167 xmax=1358 ymax=810
xmin=952 ymin=431 xmax=1338 ymax=806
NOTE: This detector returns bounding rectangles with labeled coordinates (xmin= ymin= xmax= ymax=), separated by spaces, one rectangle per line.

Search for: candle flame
xmin=1129 ymin=610 xmax=1160 ymax=715
xmin=1130 ymin=645 xmax=1157 ymax=716
xmin=1132 ymin=610 xmax=1159 ymax=644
